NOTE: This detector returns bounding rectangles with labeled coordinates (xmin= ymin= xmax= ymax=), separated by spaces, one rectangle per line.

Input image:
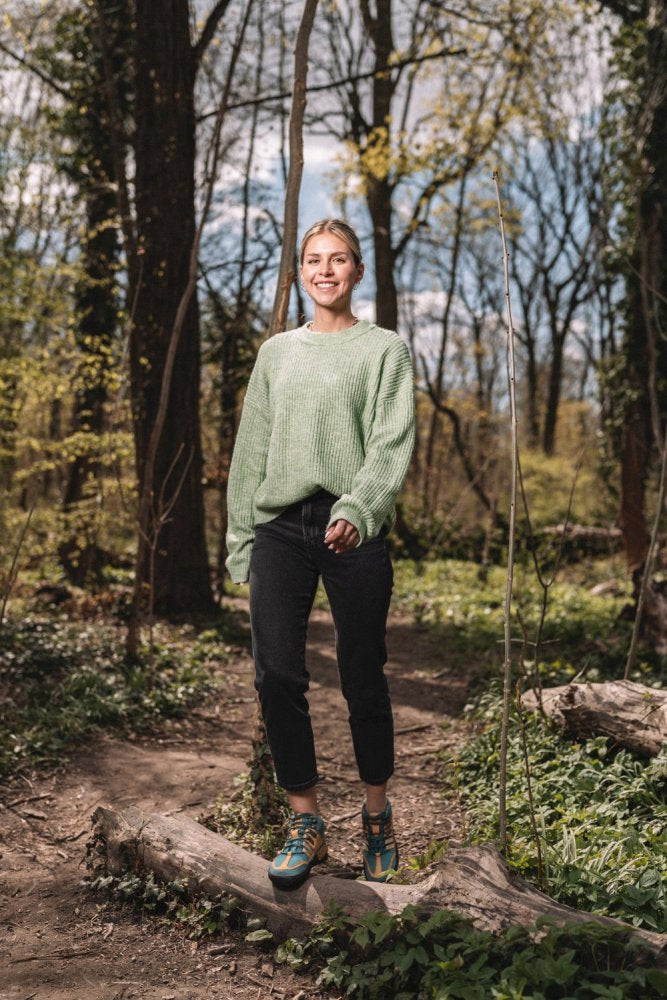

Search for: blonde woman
xmin=225 ymin=219 xmax=415 ymax=890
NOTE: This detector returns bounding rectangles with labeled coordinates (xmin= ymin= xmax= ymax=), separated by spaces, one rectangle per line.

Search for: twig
xmin=493 ymin=169 xmax=519 ymax=856
xmin=517 ymin=447 xmax=584 ymax=713
xmin=0 ymin=503 xmax=35 ymax=627
xmin=514 ymin=679 xmax=545 ymax=890
xmin=394 ymin=722 xmax=436 ymax=735
xmin=10 ymin=949 xmax=97 ymax=964
xmin=2 ymin=792 xmax=52 ymax=809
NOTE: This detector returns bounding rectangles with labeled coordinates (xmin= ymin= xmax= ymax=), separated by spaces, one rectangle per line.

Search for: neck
xmin=309 ymin=305 xmax=358 ymax=333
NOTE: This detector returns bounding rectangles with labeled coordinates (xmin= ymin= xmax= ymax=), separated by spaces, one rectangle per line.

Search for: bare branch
xmin=0 ymin=39 xmax=70 ymax=99
xmin=192 ymin=0 xmax=233 ymax=67
xmin=197 ymin=46 xmax=466 ymax=120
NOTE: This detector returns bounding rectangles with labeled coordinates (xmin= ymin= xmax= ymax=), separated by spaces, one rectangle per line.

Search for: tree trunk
xmin=521 ymin=680 xmax=667 ymax=757
xmin=132 ymin=0 xmax=214 ymax=617
xmin=91 ymin=805 xmax=667 ymax=961
xmin=361 ymin=0 xmax=398 ymax=332
xmin=541 ymin=333 xmax=564 ymax=456
xmin=60 ymin=175 xmax=119 ymax=585
xmin=269 ymin=0 xmax=319 ymax=334
xmin=523 ymin=331 xmax=539 ymax=448
xmin=618 ymin=271 xmax=651 ymax=576
xmin=367 ymin=176 xmax=398 ymax=331
xmin=601 ymin=1 xmax=667 ymax=655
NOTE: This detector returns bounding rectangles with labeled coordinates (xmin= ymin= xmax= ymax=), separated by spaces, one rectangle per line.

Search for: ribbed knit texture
xmin=225 ymin=319 xmax=416 ymax=584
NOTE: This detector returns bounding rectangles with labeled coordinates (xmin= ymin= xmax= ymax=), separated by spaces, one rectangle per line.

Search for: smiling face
xmin=300 ymin=232 xmax=364 ymax=315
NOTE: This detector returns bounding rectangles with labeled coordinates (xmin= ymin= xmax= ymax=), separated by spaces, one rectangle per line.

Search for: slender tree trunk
xmin=517 ymin=300 xmax=540 ymax=447
xmin=215 ymin=4 xmax=265 ymax=595
xmin=132 ymin=0 xmax=214 ymax=617
xmin=60 ymin=175 xmax=119 ymax=585
xmin=362 ymin=0 xmax=398 ymax=331
xmin=269 ymin=0 xmax=319 ymax=334
xmin=541 ymin=334 xmax=565 ymax=456
xmin=367 ymin=177 xmax=399 ymax=330
xmin=422 ymin=173 xmax=467 ymax=515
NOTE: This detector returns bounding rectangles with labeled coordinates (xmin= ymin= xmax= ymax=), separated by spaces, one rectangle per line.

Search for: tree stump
xmin=521 ymin=680 xmax=667 ymax=756
xmin=91 ymin=806 xmax=666 ymax=961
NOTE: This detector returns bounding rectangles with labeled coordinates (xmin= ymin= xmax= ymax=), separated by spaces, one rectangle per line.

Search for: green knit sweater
xmin=225 ymin=318 xmax=416 ymax=584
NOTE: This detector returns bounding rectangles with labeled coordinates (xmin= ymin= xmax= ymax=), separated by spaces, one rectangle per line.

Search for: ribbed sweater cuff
xmin=226 ymin=548 xmax=251 ymax=584
xmin=327 ymin=496 xmax=377 ymax=546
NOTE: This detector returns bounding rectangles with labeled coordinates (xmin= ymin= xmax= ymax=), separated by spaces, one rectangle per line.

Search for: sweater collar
xmin=293 ymin=318 xmax=373 ymax=345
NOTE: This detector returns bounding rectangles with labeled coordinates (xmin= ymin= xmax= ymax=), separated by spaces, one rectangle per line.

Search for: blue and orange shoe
xmin=362 ymin=799 xmax=399 ymax=882
xmin=268 ymin=812 xmax=328 ymax=890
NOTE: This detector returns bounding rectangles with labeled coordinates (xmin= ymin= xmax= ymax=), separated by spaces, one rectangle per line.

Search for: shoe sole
xmin=268 ymin=846 xmax=328 ymax=891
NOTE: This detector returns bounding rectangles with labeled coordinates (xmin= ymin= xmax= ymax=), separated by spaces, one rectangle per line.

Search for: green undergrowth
xmin=388 ymin=557 xmax=653 ymax=684
xmin=450 ymin=687 xmax=667 ymax=933
xmin=84 ymin=828 xmax=253 ymax=940
xmin=0 ymin=613 xmax=231 ymax=777
xmin=277 ymin=903 xmax=666 ymax=999
xmin=84 ymin=835 xmax=667 ymax=1000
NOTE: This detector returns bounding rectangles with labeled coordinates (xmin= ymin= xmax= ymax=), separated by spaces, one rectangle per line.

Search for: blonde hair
xmin=299 ymin=219 xmax=363 ymax=266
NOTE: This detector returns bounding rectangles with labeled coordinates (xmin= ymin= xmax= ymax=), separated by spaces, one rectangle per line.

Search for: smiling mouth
xmin=315 ymin=282 xmax=337 ymax=288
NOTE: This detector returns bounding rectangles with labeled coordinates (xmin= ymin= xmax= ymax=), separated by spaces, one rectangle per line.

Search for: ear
xmin=357 ymin=261 xmax=365 ymax=282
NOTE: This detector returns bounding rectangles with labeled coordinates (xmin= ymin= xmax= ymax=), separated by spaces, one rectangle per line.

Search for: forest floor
xmin=1 ymin=594 xmax=477 ymax=1000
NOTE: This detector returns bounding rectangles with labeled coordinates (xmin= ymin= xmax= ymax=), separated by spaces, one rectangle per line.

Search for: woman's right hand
xmin=324 ymin=519 xmax=360 ymax=553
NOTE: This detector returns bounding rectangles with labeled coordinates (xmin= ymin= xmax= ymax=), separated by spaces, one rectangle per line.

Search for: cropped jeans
xmin=248 ymin=487 xmax=395 ymax=792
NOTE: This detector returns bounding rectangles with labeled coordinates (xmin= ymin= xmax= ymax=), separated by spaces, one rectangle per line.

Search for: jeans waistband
xmin=272 ymin=488 xmax=339 ymax=526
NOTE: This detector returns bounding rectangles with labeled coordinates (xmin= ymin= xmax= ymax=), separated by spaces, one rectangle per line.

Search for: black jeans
xmin=248 ymin=488 xmax=395 ymax=792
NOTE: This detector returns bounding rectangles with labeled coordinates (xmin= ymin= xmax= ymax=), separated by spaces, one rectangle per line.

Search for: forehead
xmin=303 ymin=233 xmax=352 ymax=256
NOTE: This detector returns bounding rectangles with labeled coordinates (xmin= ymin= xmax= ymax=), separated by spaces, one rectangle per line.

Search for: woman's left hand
xmin=324 ymin=519 xmax=360 ymax=553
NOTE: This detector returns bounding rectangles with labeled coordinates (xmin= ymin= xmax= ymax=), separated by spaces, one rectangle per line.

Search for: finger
xmin=324 ymin=519 xmax=344 ymax=539
xmin=334 ymin=528 xmax=360 ymax=552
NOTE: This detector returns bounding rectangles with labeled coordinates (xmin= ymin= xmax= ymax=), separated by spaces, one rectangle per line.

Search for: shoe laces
xmin=364 ymin=810 xmax=394 ymax=854
xmin=282 ymin=812 xmax=319 ymax=854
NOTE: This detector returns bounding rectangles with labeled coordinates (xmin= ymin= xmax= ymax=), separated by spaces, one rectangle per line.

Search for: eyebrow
xmin=305 ymin=249 xmax=351 ymax=257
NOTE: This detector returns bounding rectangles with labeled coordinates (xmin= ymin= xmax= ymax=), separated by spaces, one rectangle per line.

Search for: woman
xmin=225 ymin=219 xmax=415 ymax=890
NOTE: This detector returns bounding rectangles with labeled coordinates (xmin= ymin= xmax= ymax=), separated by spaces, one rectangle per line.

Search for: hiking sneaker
xmin=362 ymin=799 xmax=399 ymax=882
xmin=268 ymin=812 xmax=328 ymax=890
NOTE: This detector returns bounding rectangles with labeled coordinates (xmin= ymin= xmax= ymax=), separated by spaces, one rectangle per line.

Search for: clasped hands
xmin=324 ymin=519 xmax=360 ymax=553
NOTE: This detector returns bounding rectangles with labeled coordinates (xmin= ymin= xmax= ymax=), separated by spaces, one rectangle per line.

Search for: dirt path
xmin=0 ymin=599 xmax=473 ymax=1000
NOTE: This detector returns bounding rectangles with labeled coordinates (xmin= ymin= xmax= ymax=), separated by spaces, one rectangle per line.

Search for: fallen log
xmin=522 ymin=680 xmax=667 ymax=757
xmin=91 ymin=806 xmax=666 ymax=961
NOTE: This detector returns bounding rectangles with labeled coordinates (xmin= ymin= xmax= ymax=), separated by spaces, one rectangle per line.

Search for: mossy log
xmin=522 ymin=680 xmax=667 ymax=756
xmin=91 ymin=805 xmax=666 ymax=961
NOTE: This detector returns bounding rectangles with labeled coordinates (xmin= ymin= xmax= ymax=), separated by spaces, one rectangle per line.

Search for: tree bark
xmin=521 ymin=680 xmax=667 ymax=757
xmin=132 ymin=0 xmax=214 ymax=617
xmin=541 ymin=332 xmax=565 ymax=456
xmin=91 ymin=805 xmax=667 ymax=960
xmin=362 ymin=0 xmax=398 ymax=331
xmin=269 ymin=0 xmax=319 ymax=334
xmin=60 ymin=145 xmax=119 ymax=586
xmin=600 ymin=1 xmax=667 ymax=653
